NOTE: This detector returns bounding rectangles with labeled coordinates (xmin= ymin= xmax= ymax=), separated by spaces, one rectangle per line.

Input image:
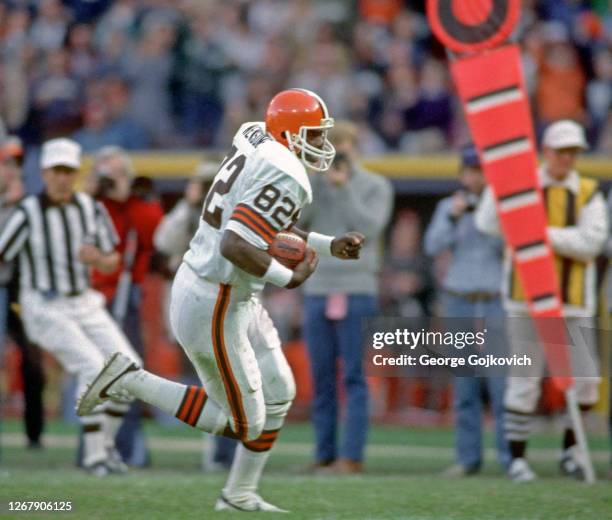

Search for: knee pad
xmin=264 ymin=370 xmax=295 ymax=430
xmin=263 ymin=357 xmax=295 ymax=430
xmin=263 ymin=376 xmax=295 ymax=431
xmin=265 ymin=400 xmax=292 ymax=422
xmin=258 ymin=348 xmax=296 ymax=403
xmin=272 ymin=368 xmax=296 ymax=405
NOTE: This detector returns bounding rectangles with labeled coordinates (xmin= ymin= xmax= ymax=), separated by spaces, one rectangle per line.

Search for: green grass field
xmin=1 ymin=419 xmax=611 ymax=519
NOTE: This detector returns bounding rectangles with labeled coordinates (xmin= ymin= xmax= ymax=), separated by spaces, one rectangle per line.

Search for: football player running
xmin=77 ymin=89 xmax=364 ymax=512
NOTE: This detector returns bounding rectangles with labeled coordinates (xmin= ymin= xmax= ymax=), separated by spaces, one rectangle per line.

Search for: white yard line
xmin=2 ymin=433 xmax=609 ymax=462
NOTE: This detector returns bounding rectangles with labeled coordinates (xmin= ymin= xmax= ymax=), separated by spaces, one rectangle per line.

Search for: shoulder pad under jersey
xmin=258 ymin=139 xmax=312 ymax=204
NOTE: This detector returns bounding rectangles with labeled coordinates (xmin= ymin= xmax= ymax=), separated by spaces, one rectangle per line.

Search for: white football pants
xmin=169 ymin=263 xmax=295 ymax=442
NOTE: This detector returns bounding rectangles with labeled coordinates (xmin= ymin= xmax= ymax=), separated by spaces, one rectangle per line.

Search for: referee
xmin=0 ymin=138 xmax=141 ymax=476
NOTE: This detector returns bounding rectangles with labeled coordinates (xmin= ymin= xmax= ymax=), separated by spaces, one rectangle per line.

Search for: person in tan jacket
xmin=475 ymin=120 xmax=607 ymax=482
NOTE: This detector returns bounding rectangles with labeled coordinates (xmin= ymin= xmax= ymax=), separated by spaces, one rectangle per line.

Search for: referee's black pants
xmin=7 ymin=277 xmax=45 ymax=446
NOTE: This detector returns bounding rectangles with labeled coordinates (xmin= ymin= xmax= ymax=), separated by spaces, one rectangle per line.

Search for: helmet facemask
xmin=284 ymin=117 xmax=336 ymax=172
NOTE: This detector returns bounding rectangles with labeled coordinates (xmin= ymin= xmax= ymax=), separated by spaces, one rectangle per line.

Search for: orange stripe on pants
xmin=212 ymin=284 xmax=248 ymax=440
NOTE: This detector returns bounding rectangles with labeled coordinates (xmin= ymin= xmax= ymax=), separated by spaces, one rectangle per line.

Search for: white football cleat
xmin=76 ymin=353 xmax=140 ymax=416
xmin=84 ymin=461 xmax=113 ymax=477
xmin=215 ymin=493 xmax=288 ymax=513
xmin=560 ymin=446 xmax=586 ymax=480
xmin=508 ymin=458 xmax=536 ymax=483
xmin=106 ymin=447 xmax=129 ymax=475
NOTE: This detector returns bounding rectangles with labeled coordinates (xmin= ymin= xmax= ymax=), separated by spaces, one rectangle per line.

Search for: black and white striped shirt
xmin=0 ymin=192 xmax=119 ymax=296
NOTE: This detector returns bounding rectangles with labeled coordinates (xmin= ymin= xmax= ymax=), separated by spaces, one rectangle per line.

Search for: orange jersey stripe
xmin=235 ymin=204 xmax=278 ymax=236
xmin=231 ymin=209 xmax=275 ymax=241
xmin=230 ymin=213 xmax=274 ymax=244
xmin=232 ymin=208 xmax=276 ymax=239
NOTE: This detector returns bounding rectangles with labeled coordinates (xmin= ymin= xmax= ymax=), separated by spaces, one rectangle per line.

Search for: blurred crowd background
xmin=0 ymin=0 xmax=610 ymax=158
xmin=1 ymin=0 xmax=611 ymax=441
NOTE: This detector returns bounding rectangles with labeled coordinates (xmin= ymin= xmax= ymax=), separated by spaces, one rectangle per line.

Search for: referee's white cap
xmin=542 ymin=120 xmax=588 ymax=150
xmin=41 ymin=138 xmax=82 ymax=170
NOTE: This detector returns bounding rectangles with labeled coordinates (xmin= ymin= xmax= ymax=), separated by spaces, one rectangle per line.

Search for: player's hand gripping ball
xmin=269 ymin=232 xmax=306 ymax=268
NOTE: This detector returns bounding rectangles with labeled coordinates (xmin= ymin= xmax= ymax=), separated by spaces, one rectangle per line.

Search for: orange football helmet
xmin=265 ymin=88 xmax=336 ymax=172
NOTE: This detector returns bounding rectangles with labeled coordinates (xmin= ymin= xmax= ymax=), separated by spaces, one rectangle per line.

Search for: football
xmin=269 ymin=232 xmax=306 ymax=268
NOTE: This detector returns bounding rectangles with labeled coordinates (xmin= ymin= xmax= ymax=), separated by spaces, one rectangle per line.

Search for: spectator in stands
xmin=358 ymin=0 xmax=403 ymax=26
xmin=0 ymin=0 xmax=609 ymax=153
xmin=94 ymin=0 xmax=136 ymax=44
xmin=73 ymin=98 xmax=120 ymax=152
xmin=64 ymin=0 xmax=113 ymax=24
xmin=104 ymin=75 xmax=150 ymax=149
xmin=587 ymin=47 xmax=612 ymax=147
xmin=65 ymin=22 xmax=100 ymax=83
xmin=89 ymin=145 xmax=163 ymax=466
xmin=424 ymin=145 xmax=509 ymax=476
xmin=300 ymin=121 xmax=393 ymax=473
xmin=177 ymin=13 xmax=231 ymax=146
xmin=3 ymin=8 xmax=32 ymax=60
xmin=29 ymin=0 xmax=69 ymax=53
xmin=73 ymin=86 xmax=149 ymax=152
xmin=536 ymin=36 xmax=586 ymax=129
xmin=119 ymin=18 xmax=176 ymax=146
xmin=289 ymin=38 xmax=352 ymax=118
xmin=31 ymin=48 xmax=82 ymax=139
xmin=0 ymin=49 xmax=29 ymax=134
xmin=407 ymin=59 xmax=453 ymax=142
xmin=599 ymin=114 xmax=612 ymax=154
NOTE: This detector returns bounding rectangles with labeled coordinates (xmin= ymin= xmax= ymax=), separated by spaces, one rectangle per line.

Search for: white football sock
xmin=121 ymin=369 xmax=189 ymax=417
xmin=223 ymin=445 xmax=270 ymax=500
xmin=121 ymin=370 xmax=229 ymax=434
xmin=81 ymin=413 xmax=106 ymax=467
xmin=103 ymin=402 xmax=129 ymax=450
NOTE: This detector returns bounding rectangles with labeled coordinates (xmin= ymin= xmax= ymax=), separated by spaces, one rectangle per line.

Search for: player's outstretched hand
xmin=331 ymin=232 xmax=364 ymax=260
xmin=286 ymin=248 xmax=318 ymax=289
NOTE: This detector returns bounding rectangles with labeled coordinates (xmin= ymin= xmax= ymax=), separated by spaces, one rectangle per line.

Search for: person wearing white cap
xmin=475 ymin=119 xmax=608 ymax=482
xmin=0 ymin=137 xmax=142 ymax=476
xmin=542 ymin=119 xmax=589 ymax=155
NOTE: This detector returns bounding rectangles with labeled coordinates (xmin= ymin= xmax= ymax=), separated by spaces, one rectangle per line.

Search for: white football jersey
xmin=183 ymin=122 xmax=312 ymax=294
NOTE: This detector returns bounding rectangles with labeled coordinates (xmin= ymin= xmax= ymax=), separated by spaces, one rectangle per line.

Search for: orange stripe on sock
xmin=176 ymin=386 xmax=196 ymax=422
xmin=242 ymin=429 xmax=280 ymax=452
xmin=243 ymin=440 xmax=275 ymax=452
xmin=186 ymin=388 xmax=207 ymax=427
xmin=258 ymin=429 xmax=280 ymax=437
